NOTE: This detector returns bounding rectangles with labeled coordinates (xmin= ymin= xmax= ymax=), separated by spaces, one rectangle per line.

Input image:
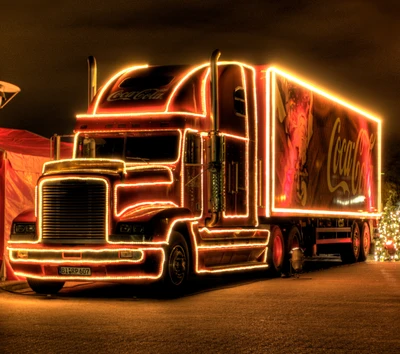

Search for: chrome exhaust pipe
xmin=87 ymin=56 xmax=97 ymax=107
xmin=206 ymin=49 xmax=222 ymax=227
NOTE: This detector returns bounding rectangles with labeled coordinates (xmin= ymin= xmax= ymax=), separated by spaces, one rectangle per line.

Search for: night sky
xmin=1 ymin=1 xmax=399 ymax=158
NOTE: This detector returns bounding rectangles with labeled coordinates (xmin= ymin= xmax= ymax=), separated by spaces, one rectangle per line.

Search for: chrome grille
xmin=41 ymin=179 xmax=107 ymax=240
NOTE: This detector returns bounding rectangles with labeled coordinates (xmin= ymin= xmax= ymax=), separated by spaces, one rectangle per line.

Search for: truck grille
xmin=41 ymin=179 xmax=107 ymax=240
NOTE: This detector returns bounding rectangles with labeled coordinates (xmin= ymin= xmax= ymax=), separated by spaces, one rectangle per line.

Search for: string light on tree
xmin=375 ymin=190 xmax=400 ymax=261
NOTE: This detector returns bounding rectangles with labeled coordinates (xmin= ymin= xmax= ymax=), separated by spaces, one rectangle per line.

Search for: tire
xmin=287 ymin=226 xmax=301 ymax=253
xmin=359 ymin=221 xmax=371 ymax=262
xmin=340 ymin=222 xmax=360 ymax=264
xmin=282 ymin=225 xmax=303 ymax=274
xmin=27 ymin=278 xmax=65 ymax=295
xmin=162 ymin=231 xmax=190 ymax=294
xmin=267 ymin=226 xmax=285 ymax=276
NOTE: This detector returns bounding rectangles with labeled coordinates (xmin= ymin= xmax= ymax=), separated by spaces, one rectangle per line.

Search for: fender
xmin=115 ymin=206 xmax=195 ymax=243
xmin=12 ymin=209 xmax=36 ymax=223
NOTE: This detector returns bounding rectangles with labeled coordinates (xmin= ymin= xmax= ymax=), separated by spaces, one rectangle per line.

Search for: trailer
xmin=7 ymin=50 xmax=381 ymax=294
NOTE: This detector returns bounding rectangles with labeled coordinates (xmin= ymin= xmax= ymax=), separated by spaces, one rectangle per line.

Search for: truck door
xmin=224 ymin=135 xmax=247 ymax=217
xmin=183 ymin=132 xmax=202 ymax=217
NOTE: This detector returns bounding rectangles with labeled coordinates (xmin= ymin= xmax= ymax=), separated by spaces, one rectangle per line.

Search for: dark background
xmin=1 ymin=1 xmax=399 ymax=167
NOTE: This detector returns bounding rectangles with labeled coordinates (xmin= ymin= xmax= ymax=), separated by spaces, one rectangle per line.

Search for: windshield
xmin=76 ymin=131 xmax=180 ymax=163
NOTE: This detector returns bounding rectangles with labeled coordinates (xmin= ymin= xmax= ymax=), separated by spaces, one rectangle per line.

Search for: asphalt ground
xmin=1 ymin=257 xmax=399 ymax=354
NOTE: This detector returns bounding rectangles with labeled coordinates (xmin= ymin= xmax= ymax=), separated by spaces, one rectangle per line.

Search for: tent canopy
xmin=0 ymin=128 xmax=53 ymax=157
xmin=0 ymin=128 xmax=73 ymax=280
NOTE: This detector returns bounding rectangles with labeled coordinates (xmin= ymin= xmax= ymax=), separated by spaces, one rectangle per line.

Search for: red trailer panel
xmin=266 ymin=68 xmax=381 ymax=217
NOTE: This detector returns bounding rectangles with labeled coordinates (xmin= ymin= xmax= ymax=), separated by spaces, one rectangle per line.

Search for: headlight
xmin=16 ymin=250 xmax=29 ymax=259
xmin=119 ymin=223 xmax=132 ymax=233
xmin=118 ymin=223 xmax=145 ymax=234
xmin=13 ymin=223 xmax=36 ymax=234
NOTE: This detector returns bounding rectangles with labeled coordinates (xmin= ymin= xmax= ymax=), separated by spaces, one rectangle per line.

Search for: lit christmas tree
xmin=375 ymin=190 xmax=400 ymax=261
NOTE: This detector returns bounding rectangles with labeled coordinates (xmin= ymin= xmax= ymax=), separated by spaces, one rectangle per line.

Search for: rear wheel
xmin=359 ymin=221 xmax=371 ymax=262
xmin=287 ymin=226 xmax=301 ymax=252
xmin=284 ymin=226 xmax=303 ymax=274
xmin=340 ymin=222 xmax=360 ymax=264
xmin=267 ymin=226 xmax=285 ymax=276
xmin=162 ymin=231 xmax=190 ymax=294
xmin=27 ymin=278 xmax=65 ymax=295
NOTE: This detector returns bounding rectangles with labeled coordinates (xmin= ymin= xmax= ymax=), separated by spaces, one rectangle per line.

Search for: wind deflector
xmin=120 ymin=74 xmax=174 ymax=89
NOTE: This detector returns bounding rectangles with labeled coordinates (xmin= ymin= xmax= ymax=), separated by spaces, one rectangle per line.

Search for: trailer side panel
xmin=268 ymin=69 xmax=381 ymax=217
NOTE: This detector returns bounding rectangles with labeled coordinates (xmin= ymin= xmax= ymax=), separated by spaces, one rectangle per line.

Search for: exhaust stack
xmin=87 ymin=56 xmax=97 ymax=107
xmin=206 ymin=49 xmax=223 ymax=227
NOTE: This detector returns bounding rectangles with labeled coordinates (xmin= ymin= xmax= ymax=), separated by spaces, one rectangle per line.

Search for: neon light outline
xmin=201 ymin=68 xmax=210 ymax=114
xmin=180 ymin=128 xmax=204 ymax=218
xmin=114 ymin=165 xmax=174 ymax=216
xmin=73 ymin=129 xmax=183 ymax=165
xmin=9 ymin=220 xmax=271 ymax=279
xmin=265 ymin=68 xmax=272 ymax=217
xmin=192 ymin=224 xmax=270 ymax=274
xmin=269 ymin=67 xmax=381 ymax=122
xmin=78 ymin=61 xmax=258 ymax=120
xmin=250 ymin=66 xmax=259 ymax=226
xmin=12 ymin=247 xmax=165 ymax=281
xmin=9 ymin=248 xmax=144 ymax=264
xmin=77 ymin=111 xmax=206 ymax=119
xmin=92 ymin=65 xmax=149 ymax=114
xmin=114 ymin=201 xmax=179 ymax=220
xmin=223 ymin=65 xmax=250 ymax=219
xmin=165 ymin=64 xmax=209 ymax=113
xmin=43 ymin=157 xmax=126 ymax=175
xmin=13 ymin=271 xmax=163 ymax=281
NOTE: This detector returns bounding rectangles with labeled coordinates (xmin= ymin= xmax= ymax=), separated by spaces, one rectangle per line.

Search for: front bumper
xmin=7 ymin=244 xmax=165 ymax=281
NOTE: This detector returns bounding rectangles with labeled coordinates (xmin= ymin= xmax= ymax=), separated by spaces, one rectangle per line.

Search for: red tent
xmin=0 ymin=128 xmax=72 ymax=280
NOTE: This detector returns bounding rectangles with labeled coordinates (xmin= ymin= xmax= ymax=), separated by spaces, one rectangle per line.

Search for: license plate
xmin=58 ymin=266 xmax=91 ymax=276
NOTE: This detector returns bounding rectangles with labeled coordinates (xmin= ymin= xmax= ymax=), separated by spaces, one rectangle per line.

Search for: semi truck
xmin=7 ymin=50 xmax=381 ymax=294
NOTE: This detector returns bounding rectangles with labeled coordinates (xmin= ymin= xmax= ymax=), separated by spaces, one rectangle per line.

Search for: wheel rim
xmin=363 ymin=227 xmax=370 ymax=255
xmin=353 ymin=225 xmax=360 ymax=257
xmin=168 ymin=245 xmax=187 ymax=286
xmin=273 ymin=233 xmax=283 ymax=268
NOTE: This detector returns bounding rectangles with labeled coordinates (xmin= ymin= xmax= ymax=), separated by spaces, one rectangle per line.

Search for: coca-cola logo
xmin=327 ymin=117 xmax=376 ymax=196
xmin=107 ymin=88 xmax=168 ymax=101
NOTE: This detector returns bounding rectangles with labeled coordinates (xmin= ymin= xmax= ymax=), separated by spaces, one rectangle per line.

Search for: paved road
xmin=1 ymin=259 xmax=399 ymax=354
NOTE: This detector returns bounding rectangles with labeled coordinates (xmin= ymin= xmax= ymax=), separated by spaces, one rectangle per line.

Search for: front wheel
xmin=162 ymin=231 xmax=190 ymax=294
xmin=27 ymin=278 xmax=65 ymax=295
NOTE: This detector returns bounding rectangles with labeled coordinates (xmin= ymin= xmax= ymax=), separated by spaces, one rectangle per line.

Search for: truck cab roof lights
xmin=78 ymin=60 xmax=257 ymax=120
xmin=165 ymin=63 xmax=209 ymax=114
xmin=91 ymin=64 xmax=149 ymax=115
